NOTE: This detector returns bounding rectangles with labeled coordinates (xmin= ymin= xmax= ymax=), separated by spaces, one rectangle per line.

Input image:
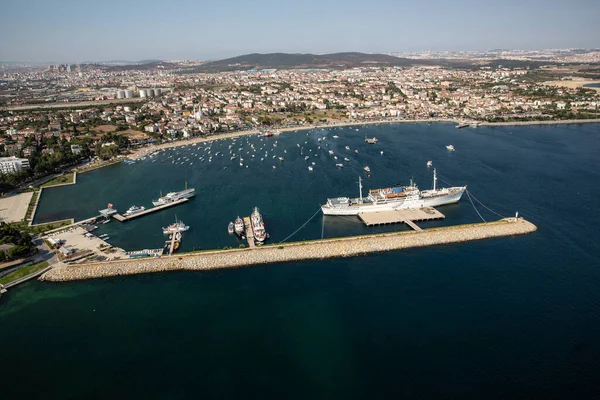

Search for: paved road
xmin=32 ymin=238 xmax=59 ymax=266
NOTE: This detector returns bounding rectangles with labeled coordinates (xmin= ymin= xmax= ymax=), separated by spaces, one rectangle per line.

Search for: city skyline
xmin=2 ymin=0 xmax=599 ymax=63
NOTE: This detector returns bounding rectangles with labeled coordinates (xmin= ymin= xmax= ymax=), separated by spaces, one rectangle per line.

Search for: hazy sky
xmin=1 ymin=0 xmax=599 ymax=62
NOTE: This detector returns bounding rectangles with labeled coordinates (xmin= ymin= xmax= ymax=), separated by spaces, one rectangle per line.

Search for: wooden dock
xmin=244 ymin=216 xmax=255 ymax=248
xmin=358 ymin=207 xmax=445 ymax=230
xmin=113 ymin=198 xmax=189 ymax=222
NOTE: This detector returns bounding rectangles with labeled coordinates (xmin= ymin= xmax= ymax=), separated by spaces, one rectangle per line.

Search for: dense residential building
xmin=0 ymin=156 xmax=30 ymax=174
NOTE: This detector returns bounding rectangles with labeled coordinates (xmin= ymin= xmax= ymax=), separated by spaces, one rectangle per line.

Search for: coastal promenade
xmin=40 ymin=218 xmax=537 ymax=282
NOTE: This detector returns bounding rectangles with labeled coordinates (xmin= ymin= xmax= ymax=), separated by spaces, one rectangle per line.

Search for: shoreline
xmin=478 ymin=119 xmax=600 ymax=127
xmin=40 ymin=218 xmax=537 ymax=282
xmin=127 ymin=117 xmax=600 ymax=159
xmin=128 ymin=118 xmax=454 ymax=158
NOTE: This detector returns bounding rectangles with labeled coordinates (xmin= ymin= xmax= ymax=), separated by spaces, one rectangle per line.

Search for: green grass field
xmin=41 ymin=172 xmax=75 ymax=187
xmin=0 ymin=261 xmax=49 ymax=285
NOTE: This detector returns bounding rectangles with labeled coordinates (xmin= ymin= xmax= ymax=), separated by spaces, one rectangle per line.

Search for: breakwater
xmin=40 ymin=218 xmax=537 ymax=282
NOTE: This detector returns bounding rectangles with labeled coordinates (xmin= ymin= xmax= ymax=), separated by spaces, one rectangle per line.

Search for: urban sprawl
xmin=1 ymin=51 xmax=599 ymax=190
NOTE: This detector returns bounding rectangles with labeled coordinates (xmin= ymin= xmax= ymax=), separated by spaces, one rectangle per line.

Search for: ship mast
xmin=433 ymin=168 xmax=437 ymax=191
xmin=358 ymin=176 xmax=363 ymax=203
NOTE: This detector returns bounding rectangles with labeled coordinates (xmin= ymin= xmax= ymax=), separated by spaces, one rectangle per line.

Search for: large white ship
xmin=152 ymin=183 xmax=195 ymax=207
xmin=321 ymin=169 xmax=466 ymax=216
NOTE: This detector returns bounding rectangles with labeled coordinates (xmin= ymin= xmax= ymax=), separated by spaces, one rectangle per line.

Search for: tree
xmin=8 ymin=245 xmax=31 ymax=259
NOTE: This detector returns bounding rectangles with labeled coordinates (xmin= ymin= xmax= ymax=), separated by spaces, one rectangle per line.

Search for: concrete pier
xmin=244 ymin=217 xmax=255 ymax=248
xmin=358 ymin=207 xmax=445 ymax=227
xmin=40 ymin=218 xmax=537 ymax=282
xmin=113 ymin=198 xmax=190 ymax=222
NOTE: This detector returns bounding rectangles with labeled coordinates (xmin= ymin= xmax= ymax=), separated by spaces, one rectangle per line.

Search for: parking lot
xmin=44 ymin=226 xmax=127 ymax=262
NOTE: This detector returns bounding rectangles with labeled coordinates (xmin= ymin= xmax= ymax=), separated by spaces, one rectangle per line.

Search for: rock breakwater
xmin=40 ymin=218 xmax=537 ymax=282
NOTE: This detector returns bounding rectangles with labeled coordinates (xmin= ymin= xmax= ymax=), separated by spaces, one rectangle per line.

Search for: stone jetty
xmin=40 ymin=218 xmax=537 ymax=282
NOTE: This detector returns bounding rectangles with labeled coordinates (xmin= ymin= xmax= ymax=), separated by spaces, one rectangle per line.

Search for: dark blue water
xmin=3 ymin=122 xmax=600 ymax=399
xmin=583 ymin=83 xmax=600 ymax=88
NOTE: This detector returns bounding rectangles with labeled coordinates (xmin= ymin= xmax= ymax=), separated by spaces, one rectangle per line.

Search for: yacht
xmin=123 ymin=205 xmax=145 ymax=217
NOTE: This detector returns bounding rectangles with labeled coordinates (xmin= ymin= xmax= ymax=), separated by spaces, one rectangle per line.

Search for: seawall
xmin=40 ymin=218 xmax=537 ymax=282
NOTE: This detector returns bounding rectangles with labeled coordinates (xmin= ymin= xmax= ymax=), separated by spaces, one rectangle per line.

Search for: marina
xmin=31 ymin=122 xmax=549 ymax=258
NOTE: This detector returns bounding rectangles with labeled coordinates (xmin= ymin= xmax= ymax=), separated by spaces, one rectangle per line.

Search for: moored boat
xmin=234 ymin=217 xmax=244 ymax=235
xmin=153 ymin=182 xmax=195 ymax=207
xmin=250 ymin=207 xmax=267 ymax=244
xmin=322 ymin=169 xmax=466 ymax=215
xmin=123 ymin=205 xmax=146 ymax=217
xmin=162 ymin=218 xmax=189 ymax=234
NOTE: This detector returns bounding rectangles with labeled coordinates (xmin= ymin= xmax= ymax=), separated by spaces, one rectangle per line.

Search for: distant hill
xmin=197 ymin=52 xmax=438 ymax=72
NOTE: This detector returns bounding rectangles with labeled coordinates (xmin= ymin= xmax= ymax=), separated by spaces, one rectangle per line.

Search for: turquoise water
xmin=2 ymin=122 xmax=600 ymax=398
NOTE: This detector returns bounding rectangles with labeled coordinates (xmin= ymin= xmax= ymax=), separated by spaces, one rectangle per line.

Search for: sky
xmin=1 ymin=0 xmax=599 ymax=63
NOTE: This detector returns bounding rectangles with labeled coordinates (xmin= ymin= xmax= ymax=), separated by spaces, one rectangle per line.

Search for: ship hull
xmin=321 ymin=188 xmax=465 ymax=215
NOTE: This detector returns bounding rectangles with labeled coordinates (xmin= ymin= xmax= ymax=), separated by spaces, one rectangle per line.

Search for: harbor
xmin=30 ymin=122 xmax=549 ymax=267
xmin=40 ymin=217 xmax=537 ymax=282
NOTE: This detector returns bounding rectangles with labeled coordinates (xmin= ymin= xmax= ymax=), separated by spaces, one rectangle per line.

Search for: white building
xmin=0 ymin=156 xmax=30 ymax=174
xmin=70 ymin=145 xmax=82 ymax=155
